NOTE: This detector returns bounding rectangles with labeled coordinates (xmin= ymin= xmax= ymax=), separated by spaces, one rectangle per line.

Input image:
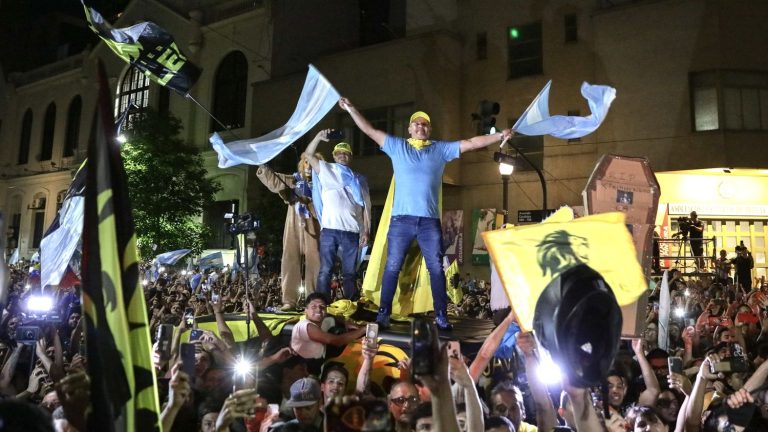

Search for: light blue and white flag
xmin=8 ymin=248 xmax=20 ymax=266
xmin=658 ymin=270 xmax=670 ymax=351
xmin=210 ymin=64 xmax=340 ymax=168
xmin=199 ymin=251 xmax=224 ymax=270
xmin=155 ymin=249 xmax=192 ymax=265
xmin=40 ymin=197 xmax=84 ymax=288
xmin=513 ymin=81 xmax=616 ymax=139
xmin=30 ymin=251 xmax=40 ymax=263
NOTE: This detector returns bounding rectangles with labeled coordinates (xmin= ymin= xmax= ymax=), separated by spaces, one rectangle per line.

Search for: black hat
xmin=533 ymin=264 xmax=622 ymax=388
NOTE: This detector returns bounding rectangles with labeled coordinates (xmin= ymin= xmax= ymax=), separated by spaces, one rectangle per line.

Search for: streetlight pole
xmin=499 ymin=163 xmax=513 ymax=224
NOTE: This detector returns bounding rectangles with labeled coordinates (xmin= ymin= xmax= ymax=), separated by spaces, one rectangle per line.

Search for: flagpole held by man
xmin=339 ymin=97 xmax=513 ymax=331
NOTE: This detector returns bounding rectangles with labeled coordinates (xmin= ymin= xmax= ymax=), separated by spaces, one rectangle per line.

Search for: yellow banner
xmin=483 ymin=207 xmax=646 ymax=331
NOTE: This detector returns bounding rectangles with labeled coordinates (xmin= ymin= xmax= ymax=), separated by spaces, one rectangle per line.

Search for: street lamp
xmin=494 ymin=147 xmax=547 ymax=213
xmin=499 ymin=162 xmax=514 ymax=224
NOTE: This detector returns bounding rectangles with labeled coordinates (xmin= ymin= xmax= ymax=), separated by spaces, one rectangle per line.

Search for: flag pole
xmin=185 ymin=93 xmax=242 ymax=141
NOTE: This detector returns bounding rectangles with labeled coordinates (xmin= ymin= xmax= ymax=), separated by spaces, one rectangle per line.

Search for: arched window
xmin=18 ymin=109 xmax=33 ymax=165
xmin=40 ymin=102 xmax=56 ymax=161
xmin=116 ymin=66 xmax=150 ymax=128
xmin=30 ymin=193 xmax=47 ymax=249
xmin=211 ymin=51 xmax=247 ymax=132
xmin=64 ymin=96 xmax=82 ymax=157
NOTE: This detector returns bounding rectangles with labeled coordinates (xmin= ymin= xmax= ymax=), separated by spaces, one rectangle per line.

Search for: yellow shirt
xmin=519 ymin=421 xmax=538 ymax=432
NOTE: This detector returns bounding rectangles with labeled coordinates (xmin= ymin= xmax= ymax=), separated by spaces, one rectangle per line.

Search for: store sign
xmin=669 ymin=203 xmax=768 ymax=217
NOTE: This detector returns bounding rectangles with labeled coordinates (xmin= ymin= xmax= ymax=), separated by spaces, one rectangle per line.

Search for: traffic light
xmin=478 ymin=100 xmax=500 ymax=135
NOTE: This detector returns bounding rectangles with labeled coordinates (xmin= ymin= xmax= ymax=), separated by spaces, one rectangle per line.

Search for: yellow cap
xmin=333 ymin=142 xmax=352 ymax=155
xmin=410 ymin=111 xmax=431 ymax=124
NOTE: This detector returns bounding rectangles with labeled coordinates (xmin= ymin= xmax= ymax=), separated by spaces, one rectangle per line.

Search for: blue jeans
xmin=380 ymin=216 xmax=448 ymax=314
xmin=316 ymin=228 xmax=360 ymax=300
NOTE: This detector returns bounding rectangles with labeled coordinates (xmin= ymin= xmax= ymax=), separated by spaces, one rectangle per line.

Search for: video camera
xmin=674 ymin=216 xmax=693 ymax=238
xmin=225 ymin=212 xmax=261 ymax=234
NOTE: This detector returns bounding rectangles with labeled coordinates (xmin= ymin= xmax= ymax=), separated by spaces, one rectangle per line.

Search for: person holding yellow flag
xmin=338 ymin=97 xmax=513 ymax=330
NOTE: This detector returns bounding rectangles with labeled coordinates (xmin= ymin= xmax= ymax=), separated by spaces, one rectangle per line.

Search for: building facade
xmin=1 ymin=0 xmax=767 ymax=281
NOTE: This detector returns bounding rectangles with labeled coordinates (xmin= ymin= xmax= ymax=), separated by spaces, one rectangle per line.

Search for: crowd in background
xmin=3 ymin=254 xmax=768 ymax=431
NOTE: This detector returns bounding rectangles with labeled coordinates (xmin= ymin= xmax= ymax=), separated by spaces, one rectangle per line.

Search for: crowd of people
xmin=3 ymin=255 xmax=768 ymax=432
xmin=2 ymin=103 xmax=767 ymax=431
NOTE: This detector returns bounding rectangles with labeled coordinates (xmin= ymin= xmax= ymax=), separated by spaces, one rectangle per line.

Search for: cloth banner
xmin=81 ymin=62 xmax=160 ymax=431
xmin=513 ymin=80 xmax=616 ymax=139
xmin=658 ymin=270 xmax=670 ymax=351
xmin=82 ymin=1 xmax=201 ymax=95
xmin=199 ymin=252 xmax=224 ymax=270
xmin=210 ymin=65 xmax=340 ymax=168
xmin=155 ymin=249 xmax=192 ymax=265
xmin=361 ymin=179 xmax=437 ymax=316
xmin=483 ymin=207 xmax=646 ymax=331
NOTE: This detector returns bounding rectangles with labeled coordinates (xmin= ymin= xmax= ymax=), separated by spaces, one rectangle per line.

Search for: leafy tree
xmin=121 ymin=109 xmax=221 ymax=259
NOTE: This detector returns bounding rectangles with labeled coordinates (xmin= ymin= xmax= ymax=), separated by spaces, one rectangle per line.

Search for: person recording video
xmin=732 ymin=243 xmax=754 ymax=291
xmin=688 ymin=211 xmax=705 ymax=271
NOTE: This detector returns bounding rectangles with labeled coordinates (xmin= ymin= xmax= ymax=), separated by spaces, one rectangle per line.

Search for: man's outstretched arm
xmin=302 ymin=129 xmax=330 ymax=171
xmin=339 ymin=97 xmax=387 ymax=147
xmin=459 ymin=129 xmax=514 ymax=153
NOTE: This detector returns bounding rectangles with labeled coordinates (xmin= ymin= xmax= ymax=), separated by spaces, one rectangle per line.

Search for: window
xmin=64 ymin=96 xmax=81 ymax=157
xmin=337 ymin=103 xmax=412 ymax=156
xmin=691 ymin=70 xmax=768 ymax=132
xmin=18 ymin=109 xmax=33 ymax=165
xmin=56 ymin=190 xmax=67 ymax=211
xmin=477 ymin=32 xmax=488 ymax=60
xmin=40 ymin=103 xmax=56 ymax=161
xmin=564 ymin=14 xmax=578 ymax=43
xmin=359 ymin=0 xmax=405 ymax=46
xmin=116 ymin=66 xmax=150 ymax=128
xmin=211 ymin=51 xmax=247 ymax=132
xmin=32 ymin=210 xmax=45 ymax=249
xmin=507 ymin=22 xmax=543 ymax=79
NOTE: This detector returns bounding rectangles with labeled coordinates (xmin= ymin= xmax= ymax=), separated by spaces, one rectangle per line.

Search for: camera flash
xmin=674 ymin=307 xmax=685 ymax=318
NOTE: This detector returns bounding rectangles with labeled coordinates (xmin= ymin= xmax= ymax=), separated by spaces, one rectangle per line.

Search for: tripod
xmin=671 ymin=232 xmax=705 ymax=274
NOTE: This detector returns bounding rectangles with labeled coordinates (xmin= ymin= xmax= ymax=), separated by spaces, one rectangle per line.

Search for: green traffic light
xmin=509 ymin=28 xmax=519 ymax=39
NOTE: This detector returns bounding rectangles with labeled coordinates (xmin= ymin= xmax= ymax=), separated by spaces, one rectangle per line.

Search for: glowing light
xmin=499 ymin=163 xmax=514 ymax=176
xmin=142 ymin=280 xmax=149 ymax=286
xmin=181 ymin=270 xmax=188 ymax=276
xmin=537 ymin=355 xmax=562 ymax=385
xmin=234 ymin=357 xmax=252 ymax=376
xmin=509 ymin=28 xmax=519 ymax=39
xmin=159 ymin=266 xmax=166 ymax=273
xmin=684 ymin=289 xmax=690 ymax=297
xmin=674 ymin=307 xmax=685 ymax=318
xmin=116 ymin=134 xmax=127 ymax=144
xmin=299 ymin=284 xmax=305 ymax=294
xmin=25 ymin=284 xmax=31 ymax=290
xmin=27 ymin=295 xmax=54 ymax=312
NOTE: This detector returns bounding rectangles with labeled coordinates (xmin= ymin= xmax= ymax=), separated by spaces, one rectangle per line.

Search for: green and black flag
xmin=82 ymin=1 xmax=201 ymax=95
xmin=81 ymin=61 xmax=161 ymax=431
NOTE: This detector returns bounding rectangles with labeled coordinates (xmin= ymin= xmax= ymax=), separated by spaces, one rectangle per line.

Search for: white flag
xmin=210 ymin=64 xmax=340 ymax=168
xmin=658 ymin=270 xmax=670 ymax=351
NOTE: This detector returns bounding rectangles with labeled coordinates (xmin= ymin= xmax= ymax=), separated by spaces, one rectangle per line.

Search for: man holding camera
xmin=303 ymin=129 xmax=371 ymax=301
xmin=688 ymin=211 xmax=705 ymax=271
xmin=339 ymin=96 xmax=513 ymax=330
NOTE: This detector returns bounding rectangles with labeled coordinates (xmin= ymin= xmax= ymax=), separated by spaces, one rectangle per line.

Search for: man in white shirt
xmin=303 ymin=130 xmax=371 ymax=300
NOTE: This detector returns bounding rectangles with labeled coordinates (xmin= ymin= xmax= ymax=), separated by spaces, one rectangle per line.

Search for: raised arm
xmin=633 ymin=338 xmax=661 ymax=405
xmin=459 ymin=129 xmax=513 ymax=153
xmin=306 ymin=323 xmax=365 ymax=347
xmin=469 ymin=310 xmax=516 ymax=381
xmin=302 ymin=130 xmax=330 ymax=171
xmin=517 ymin=332 xmax=558 ymax=432
xmin=339 ymin=97 xmax=386 ymax=146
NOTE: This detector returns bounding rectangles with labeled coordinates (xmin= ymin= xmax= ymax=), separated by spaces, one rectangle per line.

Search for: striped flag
xmin=155 ymin=248 xmax=192 ymax=265
xmin=209 ymin=64 xmax=340 ymax=167
xmin=199 ymin=251 xmax=224 ymax=270
xmin=82 ymin=1 xmax=201 ymax=95
xmin=81 ymin=62 xmax=160 ymax=431
xmin=658 ymin=270 xmax=670 ymax=351
xmin=513 ymin=81 xmax=616 ymax=139
xmin=40 ymin=161 xmax=86 ymax=289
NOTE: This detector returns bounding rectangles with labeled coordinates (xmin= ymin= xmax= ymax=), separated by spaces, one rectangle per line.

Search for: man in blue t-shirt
xmin=339 ymin=97 xmax=513 ymax=330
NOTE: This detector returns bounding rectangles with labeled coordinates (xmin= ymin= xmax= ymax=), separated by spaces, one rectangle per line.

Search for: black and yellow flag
xmin=82 ymin=1 xmax=201 ymax=95
xmin=81 ymin=62 xmax=160 ymax=431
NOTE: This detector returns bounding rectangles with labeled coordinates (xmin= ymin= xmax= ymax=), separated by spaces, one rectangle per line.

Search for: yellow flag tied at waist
xmin=482 ymin=207 xmax=646 ymax=331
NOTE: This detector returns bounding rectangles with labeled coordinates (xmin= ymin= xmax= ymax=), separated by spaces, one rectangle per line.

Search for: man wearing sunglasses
xmin=388 ymin=380 xmax=420 ymax=432
xmin=339 ymin=97 xmax=513 ymax=331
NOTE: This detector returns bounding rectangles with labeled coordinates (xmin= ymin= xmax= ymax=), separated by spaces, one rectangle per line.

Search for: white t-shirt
xmin=316 ymin=161 xmax=363 ymax=232
xmin=290 ymin=319 xmax=326 ymax=359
